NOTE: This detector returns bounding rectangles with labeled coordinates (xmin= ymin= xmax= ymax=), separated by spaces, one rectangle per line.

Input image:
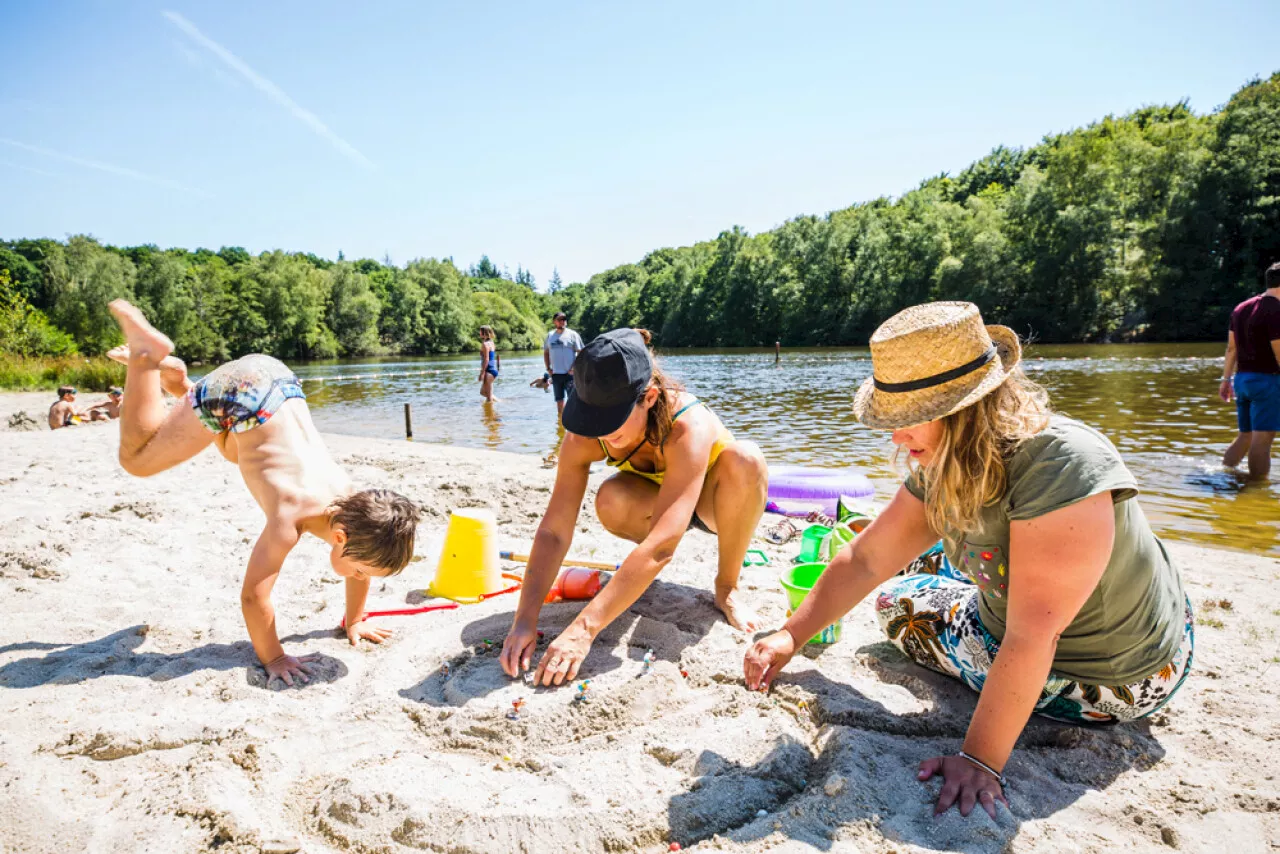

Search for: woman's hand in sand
xmin=264 ymin=652 xmax=319 ymax=688
xmin=500 ymin=622 xmax=540 ymax=678
xmin=534 ymin=623 xmax=593 ymax=686
xmin=743 ymin=629 xmax=796 ymax=691
xmin=345 ymin=619 xmax=392 ymax=647
xmin=918 ymin=755 xmax=1007 ymax=820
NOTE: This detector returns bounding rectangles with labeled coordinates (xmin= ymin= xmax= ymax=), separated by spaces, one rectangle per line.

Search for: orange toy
xmin=543 ymin=567 xmax=612 ymax=604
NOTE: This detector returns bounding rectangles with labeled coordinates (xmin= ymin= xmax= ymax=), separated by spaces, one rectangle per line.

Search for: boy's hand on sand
xmin=265 ymin=652 xmax=319 ymax=688
xmin=534 ymin=624 xmax=592 ymax=686
xmin=919 ymin=755 xmax=1007 ymax=820
xmin=500 ymin=623 xmax=539 ymax=677
xmin=345 ymin=620 xmax=392 ymax=646
xmin=743 ymin=629 xmax=796 ymax=691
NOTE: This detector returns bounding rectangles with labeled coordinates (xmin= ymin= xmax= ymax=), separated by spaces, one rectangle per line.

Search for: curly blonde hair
xmin=900 ymin=369 xmax=1051 ymax=540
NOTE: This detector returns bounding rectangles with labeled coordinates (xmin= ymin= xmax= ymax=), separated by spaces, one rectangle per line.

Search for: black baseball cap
xmin=561 ymin=329 xmax=653 ymax=437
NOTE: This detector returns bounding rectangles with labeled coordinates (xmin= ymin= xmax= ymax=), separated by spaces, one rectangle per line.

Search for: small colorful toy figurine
xmin=508 ymin=697 xmax=526 ymax=720
xmin=441 ymin=662 xmax=451 ymax=678
xmin=573 ymin=679 xmax=592 ymax=703
xmin=641 ymin=648 xmax=655 ymax=675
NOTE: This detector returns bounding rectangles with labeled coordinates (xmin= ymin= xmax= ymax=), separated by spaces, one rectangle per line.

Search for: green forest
xmin=4 ymin=70 xmax=1280 ymax=370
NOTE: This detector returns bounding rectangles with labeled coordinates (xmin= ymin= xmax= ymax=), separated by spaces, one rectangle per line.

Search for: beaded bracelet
xmin=957 ymin=751 xmax=1008 ymax=788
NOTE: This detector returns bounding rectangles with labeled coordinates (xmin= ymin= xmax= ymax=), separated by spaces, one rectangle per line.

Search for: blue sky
xmin=2 ymin=1 xmax=1277 ymax=287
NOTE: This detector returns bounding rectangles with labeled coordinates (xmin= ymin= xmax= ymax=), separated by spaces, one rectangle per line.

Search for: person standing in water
xmin=478 ymin=325 xmax=500 ymax=402
xmin=1220 ymin=261 xmax=1280 ymax=479
xmin=543 ymin=312 xmax=583 ymax=421
xmin=501 ymin=328 xmax=768 ymax=687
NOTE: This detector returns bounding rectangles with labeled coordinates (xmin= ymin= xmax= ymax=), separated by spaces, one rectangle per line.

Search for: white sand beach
xmin=1 ymin=393 xmax=1277 ymax=854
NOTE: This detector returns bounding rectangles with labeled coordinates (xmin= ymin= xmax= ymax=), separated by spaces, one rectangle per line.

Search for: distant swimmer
xmin=105 ymin=300 xmax=422 ymax=688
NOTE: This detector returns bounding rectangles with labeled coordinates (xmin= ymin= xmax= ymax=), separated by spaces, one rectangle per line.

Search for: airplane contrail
xmin=163 ymin=10 xmax=374 ymax=170
xmin=0 ymin=137 xmax=209 ymax=196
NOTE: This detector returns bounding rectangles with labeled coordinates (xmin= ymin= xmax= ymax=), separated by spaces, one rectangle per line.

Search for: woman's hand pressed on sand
xmin=264 ymin=652 xmax=319 ymax=687
xmin=534 ymin=622 xmax=593 ymax=686
xmin=743 ymin=629 xmax=796 ymax=691
xmin=345 ymin=619 xmax=392 ymax=647
xmin=500 ymin=622 xmax=540 ymax=677
xmin=918 ymin=755 xmax=1008 ymax=820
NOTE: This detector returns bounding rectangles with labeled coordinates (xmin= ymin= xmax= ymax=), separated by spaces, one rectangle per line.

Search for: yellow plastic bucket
xmin=427 ymin=508 xmax=503 ymax=603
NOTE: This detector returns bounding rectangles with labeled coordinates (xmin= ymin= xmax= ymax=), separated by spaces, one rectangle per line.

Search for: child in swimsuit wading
xmin=107 ymin=301 xmax=422 ymax=687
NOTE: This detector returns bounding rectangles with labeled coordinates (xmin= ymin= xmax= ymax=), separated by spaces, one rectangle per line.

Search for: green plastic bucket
xmin=794 ymin=524 xmax=831 ymax=563
xmin=779 ymin=561 xmax=843 ymax=645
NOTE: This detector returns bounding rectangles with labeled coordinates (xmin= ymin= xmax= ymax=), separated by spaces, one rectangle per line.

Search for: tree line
xmin=0 ymin=242 xmax=554 ymax=362
xmin=3 ymin=71 xmax=1279 ymax=362
xmin=557 ymin=71 xmax=1280 ymax=345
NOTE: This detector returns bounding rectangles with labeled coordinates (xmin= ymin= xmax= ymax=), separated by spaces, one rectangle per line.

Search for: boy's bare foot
xmin=715 ymin=587 xmax=760 ymax=632
xmin=108 ymin=301 xmax=173 ymax=366
xmin=106 ymin=342 xmax=192 ymax=397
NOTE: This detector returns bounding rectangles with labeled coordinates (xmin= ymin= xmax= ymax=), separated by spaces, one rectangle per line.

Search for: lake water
xmin=293 ymin=343 xmax=1280 ymax=558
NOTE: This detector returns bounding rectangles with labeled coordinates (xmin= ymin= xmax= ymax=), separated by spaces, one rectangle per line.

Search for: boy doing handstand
xmin=108 ymin=300 xmax=421 ymax=686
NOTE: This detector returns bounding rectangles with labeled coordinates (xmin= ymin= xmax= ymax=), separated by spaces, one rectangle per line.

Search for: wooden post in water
xmin=404 ymin=403 xmax=413 ymax=441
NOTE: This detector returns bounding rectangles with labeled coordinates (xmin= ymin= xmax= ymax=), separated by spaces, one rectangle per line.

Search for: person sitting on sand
xmin=80 ymin=386 xmax=125 ymax=421
xmin=48 ymin=386 xmax=89 ymax=429
xmin=106 ymin=300 xmax=423 ymax=687
xmin=744 ymin=302 xmax=1193 ymax=819
xmin=501 ymin=328 xmax=768 ymax=686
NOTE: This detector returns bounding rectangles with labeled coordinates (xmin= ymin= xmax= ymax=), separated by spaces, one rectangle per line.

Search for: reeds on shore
xmin=0 ymin=355 xmax=126 ymax=391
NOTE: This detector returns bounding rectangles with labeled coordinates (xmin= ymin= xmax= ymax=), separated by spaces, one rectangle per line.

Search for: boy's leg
xmin=695 ymin=440 xmax=768 ymax=631
xmin=107 ymin=344 xmax=193 ymax=398
xmin=110 ymin=301 xmax=214 ymax=477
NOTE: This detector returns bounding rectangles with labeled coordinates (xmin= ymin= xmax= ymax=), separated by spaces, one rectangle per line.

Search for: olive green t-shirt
xmin=904 ymin=416 xmax=1186 ymax=684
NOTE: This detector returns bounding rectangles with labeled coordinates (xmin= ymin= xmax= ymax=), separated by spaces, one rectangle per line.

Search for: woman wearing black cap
xmin=500 ymin=328 xmax=769 ymax=687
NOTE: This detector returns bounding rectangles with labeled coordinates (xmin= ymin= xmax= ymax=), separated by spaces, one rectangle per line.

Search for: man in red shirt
xmin=1220 ymin=262 xmax=1280 ymax=479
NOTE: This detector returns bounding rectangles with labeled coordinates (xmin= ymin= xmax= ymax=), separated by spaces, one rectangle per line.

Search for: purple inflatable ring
xmin=766 ymin=465 xmax=875 ymax=516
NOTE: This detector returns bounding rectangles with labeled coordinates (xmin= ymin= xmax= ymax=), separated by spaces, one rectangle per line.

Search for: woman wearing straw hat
xmin=744 ymin=302 xmax=1193 ymax=820
xmin=500 ymin=328 xmax=769 ymax=687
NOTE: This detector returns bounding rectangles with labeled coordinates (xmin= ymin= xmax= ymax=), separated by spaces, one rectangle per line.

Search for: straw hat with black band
xmin=852 ymin=302 xmax=1022 ymax=429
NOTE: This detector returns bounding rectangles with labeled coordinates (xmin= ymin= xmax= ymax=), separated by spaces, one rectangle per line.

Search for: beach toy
xmin=573 ymin=679 xmax=591 ymax=703
xmin=767 ymin=466 xmax=875 ymax=517
xmin=794 ymin=525 xmax=831 ymax=563
xmin=779 ymin=562 xmax=843 ymax=645
xmin=502 ymin=550 xmax=621 ymax=572
xmin=642 ymin=648 xmax=655 ymax=675
xmin=429 ymin=509 xmax=517 ymax=603
xmin=819 ymin=522 xmax=858 ymax=563
xmin=338 ymin=602 xmax=459 ymax=628
xmin=743 ymin=549 xmax=769 ymax=566
xmin=508 ymin=697 xmax=525 ymax=720
xmin=441 ymin=662 xmax=450 ymax=678
xmin=544 ymin=567 xmax=612 ymax=603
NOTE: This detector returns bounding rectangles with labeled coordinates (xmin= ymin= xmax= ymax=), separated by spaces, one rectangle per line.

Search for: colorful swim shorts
xmin=189 ymin=354 xmax=305 ymax=434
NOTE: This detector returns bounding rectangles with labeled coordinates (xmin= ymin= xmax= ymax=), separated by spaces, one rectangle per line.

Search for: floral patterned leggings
xmin=873 ymin=550 xmax=1195 ymax=724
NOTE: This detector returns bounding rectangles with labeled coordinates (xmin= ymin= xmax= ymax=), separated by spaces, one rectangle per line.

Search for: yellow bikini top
xmin=598 ymin=399 xmax=733 ymax=486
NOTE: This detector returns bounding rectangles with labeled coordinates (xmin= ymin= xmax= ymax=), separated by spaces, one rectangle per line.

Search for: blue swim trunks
xmin=189 ymin=354 xmax=305 ymax=434
xmin=1234 ymin=372 xmax=1280 ymax=433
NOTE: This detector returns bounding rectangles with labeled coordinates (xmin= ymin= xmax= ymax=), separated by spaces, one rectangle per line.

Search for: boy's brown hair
xmin=330 ymin=489 xmax=422 ymax=574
